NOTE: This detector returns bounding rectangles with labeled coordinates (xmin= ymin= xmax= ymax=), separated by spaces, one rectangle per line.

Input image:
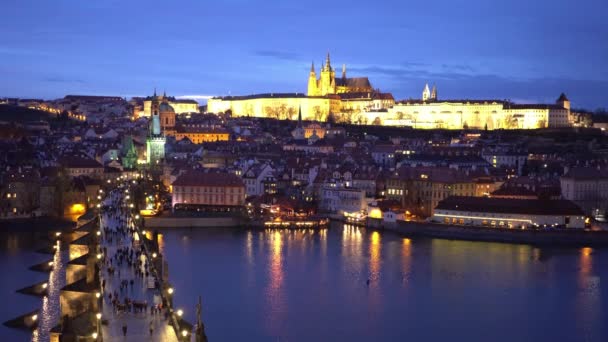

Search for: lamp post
xmin=95 ymin=313 xmax=102 ymax=340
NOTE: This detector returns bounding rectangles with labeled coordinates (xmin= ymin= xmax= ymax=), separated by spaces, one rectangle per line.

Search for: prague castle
xmin=377 ymin=84 xmax=572 ymax=129
xmin=207 ymin=53 xmax=394 ymax=122
xmin=207 ymin=54 xmax=575 ymax=129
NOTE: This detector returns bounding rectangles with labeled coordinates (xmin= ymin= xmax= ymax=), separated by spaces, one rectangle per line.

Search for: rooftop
xmin=436 ymin=196 xmax=584 ymax=216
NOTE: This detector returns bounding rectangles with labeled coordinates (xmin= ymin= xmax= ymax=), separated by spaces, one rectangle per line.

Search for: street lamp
xmin=177 ymin=309 xmax=183 ymax=317
xmin=167 ymin=287 xmax=174 ymax=295
xmin=92 ymin=332 xmax=98 ymax=340
xmin=152 ymin=252 xmax=157 ymax=259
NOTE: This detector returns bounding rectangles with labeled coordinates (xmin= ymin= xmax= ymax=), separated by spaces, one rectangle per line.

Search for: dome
xmin=159 ymin=102 xmax=175 ymax=113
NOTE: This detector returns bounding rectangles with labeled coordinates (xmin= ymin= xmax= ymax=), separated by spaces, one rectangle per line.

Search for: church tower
xmin=146 ymin=107 xmax=166 ymax=166
xmin=557 ymin=93 xmax=570 ymax=110
xmin=307 ymin=62 xmax=319 ymax=96
xmin=431 ymin=84 xmax=437 ymax=100
xmin=319 ymin=52 xmax=336 ymax=96
xmin=422 ymin=83 xmax=431 ymax=101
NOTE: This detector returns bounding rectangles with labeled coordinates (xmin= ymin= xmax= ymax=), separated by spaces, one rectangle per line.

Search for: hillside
xmin=0 ymin=104 xmax=55 ymax=123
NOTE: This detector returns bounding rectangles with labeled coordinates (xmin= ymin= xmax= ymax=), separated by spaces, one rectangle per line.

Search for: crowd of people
xmin=98 ymin=188 xmax=169 ymax=338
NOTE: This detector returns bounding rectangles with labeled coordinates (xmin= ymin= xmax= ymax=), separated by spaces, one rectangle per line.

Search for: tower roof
xmin=159 ymin=102 xmax=175 ymax=113
xmin=557 ymin=93 xmax=569 ymax=102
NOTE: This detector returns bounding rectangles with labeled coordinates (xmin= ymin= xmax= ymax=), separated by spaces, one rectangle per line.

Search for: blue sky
xmin=1 ymin=0 xmax=607 ymax=109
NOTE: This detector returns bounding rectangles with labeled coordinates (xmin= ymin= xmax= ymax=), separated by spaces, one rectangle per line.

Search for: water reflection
xmin=369 ymin=231 xmax=381 ymax=283
xmin=576 ymin=247 xmax=600 ymax=341
xmin=158 ymin=226 xmax=608 ymax=342
xmin=33 ymin=240 xmax=65 ymax=342
xmin=264 ymin=230 xmax=285 ymax=334
xmin=401 ymin=238 xmax=412 ymax=286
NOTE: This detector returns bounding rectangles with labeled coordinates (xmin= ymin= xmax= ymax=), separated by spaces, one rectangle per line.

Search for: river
xmin=0 ymin=230 xmax=66 ymax=342
xmin=1 ymin=225 xmax=605 ymax=341
xmin=161 ymin=224 xmax=607 ymax=342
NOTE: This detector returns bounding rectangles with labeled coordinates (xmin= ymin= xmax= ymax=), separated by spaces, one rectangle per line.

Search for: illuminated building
xmin=432 ymin=196 xmax=585 ymax=228
xmin=207 ymin=53 xmax=394 ymax=121
xmin=171 ymin=171 xmax=246 ymax=210
xmin=146 ymin=104 xmax=166 ymax=165
xmin=209 ymin=56 xmax=572 ymax=129
xmin=307 ymin=53 xmax=373 ymax=96
xmin=174 ymin=127 xmax=230 ymax=143
xmin=382 ymin=88 xmax=572 ymax=129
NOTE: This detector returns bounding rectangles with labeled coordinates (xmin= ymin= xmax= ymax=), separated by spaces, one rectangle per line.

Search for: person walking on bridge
xmin=122 ymin=323 xmax=127 ymax=337
xmin=149 ymin=320 xmax=154 ymax=336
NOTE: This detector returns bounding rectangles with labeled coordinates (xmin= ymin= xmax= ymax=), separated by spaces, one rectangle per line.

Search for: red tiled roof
xmin=172 ymin=171 xmax=244 ymax=187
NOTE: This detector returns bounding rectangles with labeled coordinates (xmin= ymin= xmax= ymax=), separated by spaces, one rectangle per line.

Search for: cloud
xmin=252 ymin=49 xmax=300 ymax=61
xmin=43 ymin=77 xmax=86 ymax=84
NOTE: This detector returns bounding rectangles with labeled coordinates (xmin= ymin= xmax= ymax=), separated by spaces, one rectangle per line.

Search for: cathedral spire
xmin=310 ymin=61 xmax=315 ymax=73
xmin=422 ymin=83 xmax=431 ymax=101
xmin=325 ymin=52 xmax=331 ymax=71
xmin=163 ymin=89 xmax=167 ymax=98
xmin=342 ymin=64 xmax=346 ymax=79
xmin=153 ymin=87 xmax=157 ymax=97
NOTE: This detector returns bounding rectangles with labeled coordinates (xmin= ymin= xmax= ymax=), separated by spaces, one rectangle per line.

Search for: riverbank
xmin=381 ymin=220 xmax=608 ymax=246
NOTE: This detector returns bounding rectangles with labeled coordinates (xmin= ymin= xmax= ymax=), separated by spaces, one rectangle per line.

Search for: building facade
xmin=560 ymin=167 xmax=608 ymax=219
xmin=383 ymin=90 xmax=572 ymax=130
xmin=171 ymin=171 xmax=246 ymax=209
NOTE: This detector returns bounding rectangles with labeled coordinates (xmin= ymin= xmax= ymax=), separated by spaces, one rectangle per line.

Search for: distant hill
xmin=0 ymin=104 xmax=55 ymax=123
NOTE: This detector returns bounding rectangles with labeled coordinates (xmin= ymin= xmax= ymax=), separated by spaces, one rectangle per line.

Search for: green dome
xmin=159 ymin=102 xmax=175 ymax=113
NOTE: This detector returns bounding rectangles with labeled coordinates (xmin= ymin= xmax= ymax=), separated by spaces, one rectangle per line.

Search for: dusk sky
xmin=1 ymin=0 xmax=607 ymax=109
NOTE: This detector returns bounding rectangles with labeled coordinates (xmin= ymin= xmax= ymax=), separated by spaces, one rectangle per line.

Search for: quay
xmin=379 ymin=220 xmax=608 ymax=247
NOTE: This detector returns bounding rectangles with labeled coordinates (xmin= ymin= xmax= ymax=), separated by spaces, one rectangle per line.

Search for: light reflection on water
xmin=33 ymin=240 xmax=66 ymax=342
xmin=162 ymin=225 xmax=608 ymax=342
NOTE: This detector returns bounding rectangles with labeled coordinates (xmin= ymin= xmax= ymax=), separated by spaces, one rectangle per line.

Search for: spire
xmin=163 ymin=89 xmax=166 ymax=98
xmin=153 ymin=87 xmax=157 ymax=97
xmin=310 ymin=61 xmax=315 ymax=73
xmin=298 ymin=105 xmax=302 ymax=125
xmin=422 ymin=83 xmax=431 ymax=101
xmin=325 ymin=52 xmax=331 ymax=71
xmin=431 ymin=84 xmax=437 ymax=100
xmin=342 ymin=64 xmax=346 ymax=79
